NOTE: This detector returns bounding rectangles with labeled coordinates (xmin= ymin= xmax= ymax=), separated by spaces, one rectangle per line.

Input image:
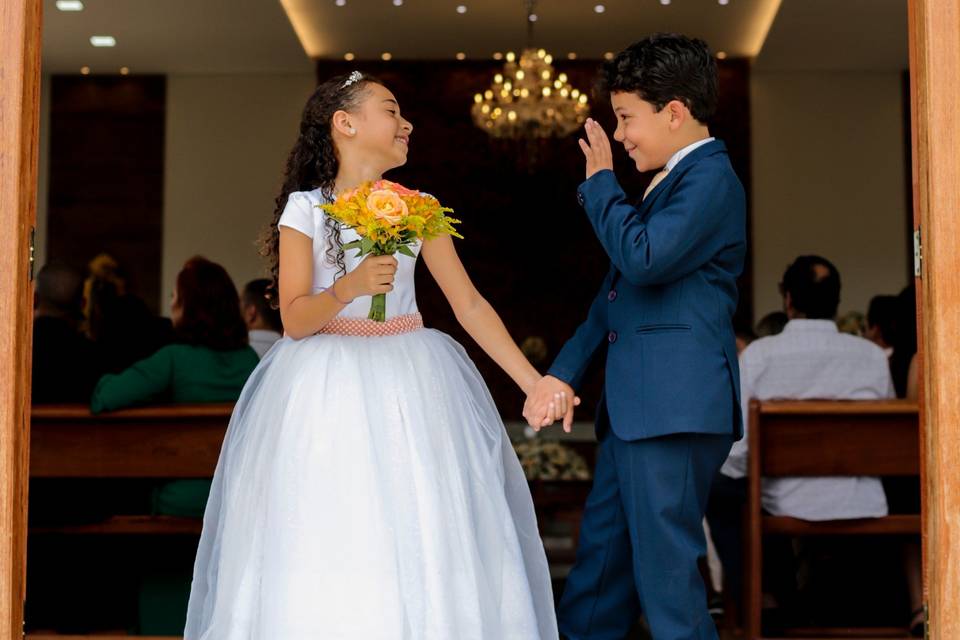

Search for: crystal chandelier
xmin=471 ymin=2 xmax=589 ymax=140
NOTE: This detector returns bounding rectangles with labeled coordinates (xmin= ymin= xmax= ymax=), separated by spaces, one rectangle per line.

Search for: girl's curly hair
xmin=259 ymin=72 xmax=382 ymax=309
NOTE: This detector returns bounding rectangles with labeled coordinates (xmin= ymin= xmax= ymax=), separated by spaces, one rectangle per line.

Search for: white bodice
xmin=277 ymin=189 xmax=421 ymax=319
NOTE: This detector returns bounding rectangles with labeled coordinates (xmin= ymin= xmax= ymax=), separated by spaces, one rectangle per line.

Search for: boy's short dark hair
xmin=599 ymin=33 xmax=719 ymax=123
xmin=779 ymin=256 xmax=842 ymax=320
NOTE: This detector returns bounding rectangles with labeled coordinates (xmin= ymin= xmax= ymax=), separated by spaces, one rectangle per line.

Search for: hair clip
xmin=341 ymin=71 xmax=363 ymax=89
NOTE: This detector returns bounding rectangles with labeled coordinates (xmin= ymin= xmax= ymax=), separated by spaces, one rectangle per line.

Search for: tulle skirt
xmin=184 ymin=328 xmax=558 ymax=639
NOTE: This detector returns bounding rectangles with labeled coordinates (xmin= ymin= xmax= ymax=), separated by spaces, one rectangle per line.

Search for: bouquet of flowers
xmin=319 ymin=180 xmax=461 ymax=321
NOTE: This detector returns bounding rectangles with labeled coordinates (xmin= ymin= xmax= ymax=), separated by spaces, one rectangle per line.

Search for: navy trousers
xmin=558 ymin=410 xmax=732 ymax=640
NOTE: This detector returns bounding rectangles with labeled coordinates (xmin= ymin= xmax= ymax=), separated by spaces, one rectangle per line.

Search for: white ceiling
xmin=40 ymin=0 xmax=909 ymax=76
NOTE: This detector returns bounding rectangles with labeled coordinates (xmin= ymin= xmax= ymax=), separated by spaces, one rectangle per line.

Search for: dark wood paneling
xmin=47 ymin=75 xmax=165 ymax=313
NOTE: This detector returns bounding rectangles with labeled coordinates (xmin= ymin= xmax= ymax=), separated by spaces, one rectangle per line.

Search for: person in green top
xmin=89 ymin=256 xmax=259 ymax=635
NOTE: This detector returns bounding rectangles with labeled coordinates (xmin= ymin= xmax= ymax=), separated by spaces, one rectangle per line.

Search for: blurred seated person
xmin=706 ymin=256 xmax=894 ymax=623
xmin=90 ymin=256 xmax=259 ymax=634
xmin=83 ymin=253 xmax=173 ymax=373
xmin=242 ymin=278 xmax=283 ymax=358
xmin=32 ymin=262 xmax=101 ymax=403
xmin=866 ymin=294 xmax=898 ymax=358
xmin=755 ymin=310 xmax=788 ymax=339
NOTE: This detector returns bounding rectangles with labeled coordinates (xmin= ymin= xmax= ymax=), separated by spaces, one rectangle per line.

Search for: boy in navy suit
xmin=525 ymin=34 xmax=746 ymax=639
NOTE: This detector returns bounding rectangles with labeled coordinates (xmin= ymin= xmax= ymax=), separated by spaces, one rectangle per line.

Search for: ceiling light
xmin=567 ymin=52 xmax=577 ymax=60
xmin=456 ymin=52 xmax=466 ymax=60
xmin=603 ymin=51 xmax=614 ymax=60
xmin=456 ymin=5 xmax=467 ymax=13
xmin=493 ymin=52 xmax=503 ymax=60
xmin=335 ymin=0 xmax=346 ymax=6
xmin=719 ymin=0 xmax=730 ymax=4
xmin=90 ymin=36 xmax=116 ymax=47
xmin=594 ymin=5 xmax=605 ymax=13
xmin=80 ymin=66 xmax=90 ymax=75
xmin=344 ymin=52 xmax=355 ymax=61
xmin=56 ymin=1 xmax=84 ymax=11
xmin=528 ymin=13 xmax=537 ymax=21
xmin=393 ymin=0 xmax=403 ymax=4
xmin=660 ymin=0 xmax=671 ymax=4
xmin=120 ymin=67 xmax=130 ymax=75
xmin=717 ymin=51 xmax=728 ymax=59
xmin=381 ymin=52 xmax=392 ymax=61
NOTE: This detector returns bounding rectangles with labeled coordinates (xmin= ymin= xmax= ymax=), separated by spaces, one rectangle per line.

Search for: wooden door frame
xmin=1 ymin=0 xmax=958 ymax=636
xmin=909 ymin=0 xmax=960 ymax=636
xmin=1 ymin=0 xmax=42 ymax=636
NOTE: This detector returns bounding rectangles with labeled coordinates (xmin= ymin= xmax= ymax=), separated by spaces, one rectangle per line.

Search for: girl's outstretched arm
xmin=421 ymin=235 xmax=578 ymax=428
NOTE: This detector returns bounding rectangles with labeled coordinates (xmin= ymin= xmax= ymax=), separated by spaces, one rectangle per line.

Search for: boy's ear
xmin=665 ymin=100 xmax=689 ymax=131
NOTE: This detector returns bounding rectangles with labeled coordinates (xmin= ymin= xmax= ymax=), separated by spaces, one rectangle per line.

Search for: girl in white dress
xmin=183 ymin=72 xmax=562 ymax=639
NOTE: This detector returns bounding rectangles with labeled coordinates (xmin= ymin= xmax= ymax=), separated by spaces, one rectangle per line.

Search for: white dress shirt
xmin=721 ymin=319 xmax=894 ymax=521
xmin=248 ymin=329 xmax=282 ymax=359
xmin=665 ymin=137 xmax=715 ymax=172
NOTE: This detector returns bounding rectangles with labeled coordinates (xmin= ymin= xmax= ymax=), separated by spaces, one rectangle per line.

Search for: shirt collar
xmin=782 ymin=319 xmax=839 ymax=333
xmin=664 ymin=137 xmax=715 ymax=173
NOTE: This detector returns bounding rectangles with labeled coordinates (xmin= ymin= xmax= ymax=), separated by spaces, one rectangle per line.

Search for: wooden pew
xmin=29 ymin=403 xmax=233 ymax=535
xmin=27 ymin=404 xmax=234 ymax=638
xmin=746 ymin=399 xmax=920 ymax=640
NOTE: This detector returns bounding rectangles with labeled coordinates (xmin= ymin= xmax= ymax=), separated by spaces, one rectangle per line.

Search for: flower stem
xmin=369 ymin=293 xmax=386 ymax=322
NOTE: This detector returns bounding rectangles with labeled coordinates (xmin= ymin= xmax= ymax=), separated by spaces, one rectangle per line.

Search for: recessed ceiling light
xmin=344 ymin=52 xmax=355 ymax=61
xmin=717 ymin=51 xmax=728 ymax=59
xmin=56 ymin=0 xmax=84 ymax=11
xmin=719 ymin=0 xmax=730 ymax=4
xmin=660 ymin=0 xmax=671 ymax=4
xmin=80 ymin=66 xmax=90 ymax=75
xmin=393 ymin=0 xmax=403 ymax=5
xmin=604 ymin=51 xmax=614 ymax=60
xmin=594 ymin=4 xmax=605 ymax=13
xmin=120 ymin=67 xmax=130 ymax=75
xmin=90 ymin=36 xmax=116 ymax=47
xmin=456 ymin=52 xmax=466 ymax=60
xmin=456 ymin=5 xmax=467 ymax=14
xmin=381 ymin=52 xmax=392 ymax=61
xmin=493 ymin=52 xmax=503 ymax=60
xmin=529 ymin=13 xmax=537 ymax=21
xmin=335 ymin=0 xmax=346 ymax=6
xmin=567 ymin=52 xmax=578 ymax=60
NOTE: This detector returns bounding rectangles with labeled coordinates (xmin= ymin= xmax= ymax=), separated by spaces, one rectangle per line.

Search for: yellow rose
xmin=366 ymin=189 xmax=408 ymax=225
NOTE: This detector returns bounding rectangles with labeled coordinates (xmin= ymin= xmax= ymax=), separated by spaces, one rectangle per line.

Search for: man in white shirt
xmin=242 ymin=279 xmax=283 ymax=358
xmin=705 ymin=255 xmax=894 ymax=616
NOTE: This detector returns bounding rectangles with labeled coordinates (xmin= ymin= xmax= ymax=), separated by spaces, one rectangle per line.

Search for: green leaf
xmin=342 ymin=240 xmax=362 ymax=251
xmin=398 ymin=245 xmax=417 ymax=259
xmin=361 ymin=237 xmax=375 ymax=254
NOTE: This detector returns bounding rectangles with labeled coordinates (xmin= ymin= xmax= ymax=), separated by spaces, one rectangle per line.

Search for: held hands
xmin=578 ymin=118 xmax=614 ymax=180
xmin=338 ymin=254 xmax=398 ymax=301
xmin=523 ymin=375 xmax=582 ymax=433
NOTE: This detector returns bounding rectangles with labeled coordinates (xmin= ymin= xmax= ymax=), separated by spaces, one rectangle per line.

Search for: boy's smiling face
xmin=610 ymin=91 xmax=677 ymax=173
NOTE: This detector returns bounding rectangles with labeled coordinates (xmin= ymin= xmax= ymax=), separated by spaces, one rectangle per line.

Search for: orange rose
xmin=373 ymin=179 xmax=420 ymax=197
xmin=366 ymin=189 xmax=409 ymax=225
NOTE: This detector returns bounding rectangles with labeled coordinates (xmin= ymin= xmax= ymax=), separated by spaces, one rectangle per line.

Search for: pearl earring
xmin=348 ymin=127 xmax=356 ymax=135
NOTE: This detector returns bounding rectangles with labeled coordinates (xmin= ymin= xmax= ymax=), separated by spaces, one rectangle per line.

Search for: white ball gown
xmin=183 ymin=189 xmax=558 ymax=639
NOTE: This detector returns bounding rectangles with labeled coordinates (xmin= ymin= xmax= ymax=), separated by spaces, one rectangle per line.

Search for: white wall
xmin=750 ymin=70 xmax=910 ymax=322
xmin=161 ymin=73 xmax=316 ymax=312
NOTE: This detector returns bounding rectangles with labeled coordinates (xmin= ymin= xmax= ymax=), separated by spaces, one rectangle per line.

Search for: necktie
xmin=642 ymin=168 xmax=669 ymax=201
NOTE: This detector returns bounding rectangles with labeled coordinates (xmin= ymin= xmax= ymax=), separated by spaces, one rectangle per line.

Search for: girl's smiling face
xmin=346 ymin=83 xmax=413 ymax=171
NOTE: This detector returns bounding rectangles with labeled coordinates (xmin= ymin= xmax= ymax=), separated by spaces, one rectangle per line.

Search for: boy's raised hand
xmin=579 ymin=118 xmax=614 ymax=180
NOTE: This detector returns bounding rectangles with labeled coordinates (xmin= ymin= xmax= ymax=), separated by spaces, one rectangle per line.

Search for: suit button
xmin=607 ymin=290 xmax=617 ymax=302
xmin=608 ymin=331 xmax=618 ymax=343
xmin=576 ymin=191 xmax=585 ymax=206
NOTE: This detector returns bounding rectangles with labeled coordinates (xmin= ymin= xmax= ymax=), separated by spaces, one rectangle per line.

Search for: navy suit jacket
xmin=548 ymin=140 xmax=746 ymax=441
